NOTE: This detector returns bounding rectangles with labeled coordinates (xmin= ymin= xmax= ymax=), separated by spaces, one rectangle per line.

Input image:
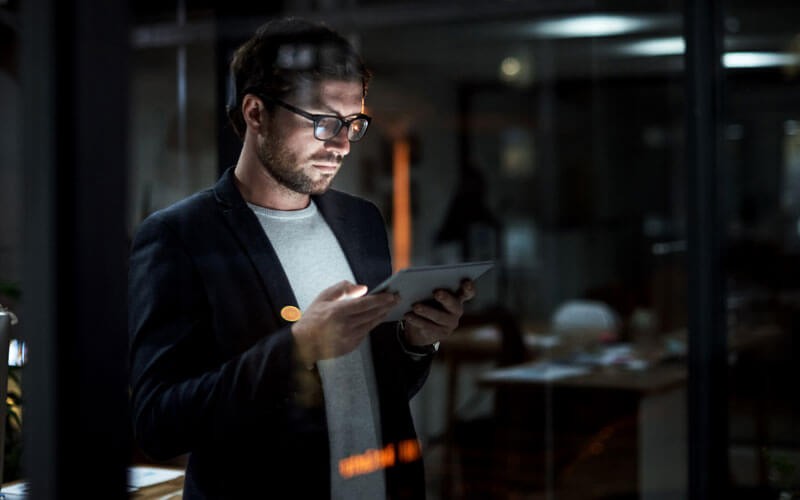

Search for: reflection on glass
xmin=724 ymin=1 xmax=800 ymax=497
xmin=353 ymin=4 xmax=689 ymax=498
xmin=124 ymin=1 xmax=800 ymax=497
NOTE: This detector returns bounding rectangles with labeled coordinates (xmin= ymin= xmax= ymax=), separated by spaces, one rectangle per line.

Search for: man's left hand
xmin=402 ymin=279 xmax=476 ymax=346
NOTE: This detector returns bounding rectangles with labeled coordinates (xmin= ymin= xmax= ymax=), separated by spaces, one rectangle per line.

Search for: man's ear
xmin=242 ymin=94 xmax=266 ymax=133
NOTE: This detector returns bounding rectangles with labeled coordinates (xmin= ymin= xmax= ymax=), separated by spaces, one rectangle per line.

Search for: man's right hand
xmin=291 ymin=280 xmax=399 ymax=366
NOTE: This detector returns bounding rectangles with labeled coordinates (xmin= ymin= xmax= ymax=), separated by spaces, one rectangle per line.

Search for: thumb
xmin=318 ymin=281 xmax=367 ymax=301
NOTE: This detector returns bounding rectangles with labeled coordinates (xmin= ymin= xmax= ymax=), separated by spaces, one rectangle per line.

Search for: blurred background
xmin=1 ymin=0 xmax=799 ymax=498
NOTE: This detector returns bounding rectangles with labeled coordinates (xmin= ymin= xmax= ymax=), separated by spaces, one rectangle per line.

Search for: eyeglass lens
xmin=315 ymin=116 xmax=369 ymax=142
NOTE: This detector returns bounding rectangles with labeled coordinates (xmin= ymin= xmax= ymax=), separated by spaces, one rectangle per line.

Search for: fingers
xmin=414 ymin=280 xmax=475 ymax=317
xmin=338 ymin=291 xmax=398 ymax=317
xmin=405 ymin=283 xmax=473 ymax=331
xmin=315 ymin=280 xmax=397 ymax=314
xmin=458 ymin=279 xmax=476 ymax=303
xmin=305 ymin=295 xmax=397 ymax=361
xmin=432 ymin=289 xmax=463 ymax=315
xmin=400 ymin=281 xmax=477 ymax=348
xmin=317 ymin=280 xmax=366 ymax=301
xmin=297 ymin=283 xmax=401 ymax=362
xmin=350 ymin=306 xmax=395 ymax=331
xmin=407 ymin=299 xmax=460 ymax=330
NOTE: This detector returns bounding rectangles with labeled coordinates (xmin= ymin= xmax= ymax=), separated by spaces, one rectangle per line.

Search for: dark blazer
xmin=128 ymin=167 xmax=431 ymax=499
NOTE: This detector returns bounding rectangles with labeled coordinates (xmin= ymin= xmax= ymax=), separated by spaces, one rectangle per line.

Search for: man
xmin=128 ymin=17 xmax=474 ymax=499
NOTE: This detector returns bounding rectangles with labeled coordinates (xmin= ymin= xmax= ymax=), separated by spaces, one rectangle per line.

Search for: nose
xmin=324 ymin=126 xmax=351 ymax=158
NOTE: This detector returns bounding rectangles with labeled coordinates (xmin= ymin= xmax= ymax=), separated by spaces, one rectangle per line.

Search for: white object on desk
xmin=552 ymin=300 xmax=619 ymax=338
xmin=128 ymin=466 xmax=185 ymax=490
xmin=0 ymin=481 xmax=27 ymax=495
xmin=480 ymin=361 xmax=591 ymax=382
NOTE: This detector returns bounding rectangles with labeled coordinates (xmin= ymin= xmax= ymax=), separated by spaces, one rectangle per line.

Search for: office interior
xmin=1 ymin=0 xmax=799 ymax=498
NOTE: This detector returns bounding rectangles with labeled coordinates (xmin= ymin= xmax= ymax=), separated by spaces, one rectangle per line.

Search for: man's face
xmin=256 ymin=80 xmax=364 ymax=196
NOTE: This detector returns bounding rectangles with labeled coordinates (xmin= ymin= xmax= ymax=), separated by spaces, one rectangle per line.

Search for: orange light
xmin=392 ymin=139 xmax=412 ymax=271
xmin=339 ymin=443 xmax=396 ymax=479
xmin=338 ymin=439 xmax=421 ymax=479
xmin=397 ymin=438 xmax=421 ymax=463
xmin=280 ymin=305 xmax=302 ymax=322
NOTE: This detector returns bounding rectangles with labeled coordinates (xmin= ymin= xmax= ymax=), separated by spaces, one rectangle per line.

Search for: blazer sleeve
xmin=128 ymin=214 xmax=300 ymax=461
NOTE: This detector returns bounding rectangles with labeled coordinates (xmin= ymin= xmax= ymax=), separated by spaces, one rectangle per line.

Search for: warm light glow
xmin=339 ymin=439 xmax=422 ymax=479
xmin=500 ymin=56 xmax=522 ymax=77
xmin=529 ymin=14 xmax=652 ymax=38
xmin=339 ymin=444 xmax=396 ymax=479
xmin=397 ymin=438 xmax=422 ymax=463
xmin=393 ymin=139 xmax=412 ymax=272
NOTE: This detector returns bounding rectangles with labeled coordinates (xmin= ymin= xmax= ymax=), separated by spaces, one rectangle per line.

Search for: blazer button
xmin=281 ymin=305 xmax=301 ymax=322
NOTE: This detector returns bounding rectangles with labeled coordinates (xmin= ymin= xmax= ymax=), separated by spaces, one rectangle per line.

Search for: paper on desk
xmin=128 ymin=466 xmax=185 ymax=489
xmin=0 ymin=467 xmax=180 ymax=498
xmin=483 ymin=361 xmax=591 ymax=382
xmin=1 ymin=481 xmax=28 ymax=495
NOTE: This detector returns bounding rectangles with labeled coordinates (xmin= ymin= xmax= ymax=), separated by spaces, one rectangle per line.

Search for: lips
xmin=310 ymin=153 xmax=342 ymax=173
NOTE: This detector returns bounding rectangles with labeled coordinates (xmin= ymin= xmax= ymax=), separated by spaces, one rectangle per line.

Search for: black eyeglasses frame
xmin=249 ymin=91 xmax=371 ymax=143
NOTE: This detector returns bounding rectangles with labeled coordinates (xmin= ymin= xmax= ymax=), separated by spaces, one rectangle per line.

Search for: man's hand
xmin=402 ymin=279 xmax=476 ymax=346
xmin=291 ymin=280 xmax=399 ymax=366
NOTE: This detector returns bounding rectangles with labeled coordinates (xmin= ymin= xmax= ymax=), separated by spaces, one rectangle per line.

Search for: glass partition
xmin=123 ymin=1 xmax=798 ymax=498
xmin=722 ymin=1 xmax=800 ymax=497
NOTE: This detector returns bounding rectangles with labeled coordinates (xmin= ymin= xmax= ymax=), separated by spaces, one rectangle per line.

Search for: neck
xmin=233 ymin=142 xmax=310 ymax=211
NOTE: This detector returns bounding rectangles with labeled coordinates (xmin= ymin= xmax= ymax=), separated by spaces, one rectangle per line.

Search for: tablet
xmin=370 ymin=261 xmax=494 ymax=322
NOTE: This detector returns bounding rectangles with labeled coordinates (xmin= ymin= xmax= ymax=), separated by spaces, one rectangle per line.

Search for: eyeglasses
xmin=252 ymin=92 xmax=371 ymax=143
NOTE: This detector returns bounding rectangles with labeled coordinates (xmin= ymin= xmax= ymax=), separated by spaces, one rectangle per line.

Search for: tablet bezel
xmin=370 ymin=261 xmax=494 ymax=322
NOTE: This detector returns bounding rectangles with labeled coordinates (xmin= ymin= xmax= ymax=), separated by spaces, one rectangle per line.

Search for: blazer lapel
xmin=213 ymin=168 xmax=299 ymax=324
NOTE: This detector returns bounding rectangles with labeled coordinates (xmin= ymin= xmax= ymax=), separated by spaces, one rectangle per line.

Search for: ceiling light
xmin=499 ymin=51 xmax=534 ymax=86
xmin=723 ymin=51 xmax=800 ymax=69
xmin=620 ymin=37 xmax=685 ymax=57
xmin=529 ymin=14 xmax=653 ymax=38
xmin=500 ymin=57 xmax=522 ymax=78
xmin=619 ymin=41 xmax=800 ymax=70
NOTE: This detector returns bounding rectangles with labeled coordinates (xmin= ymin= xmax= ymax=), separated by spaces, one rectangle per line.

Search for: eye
xmin=347 ymin=118 xmax=370 ymax=141
xmin=314 ymin=117 xmax=342 ymax=139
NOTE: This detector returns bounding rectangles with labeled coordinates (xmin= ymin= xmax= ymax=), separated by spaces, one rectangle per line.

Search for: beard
xmin=256 ymin=122 xmax=342 ymax=196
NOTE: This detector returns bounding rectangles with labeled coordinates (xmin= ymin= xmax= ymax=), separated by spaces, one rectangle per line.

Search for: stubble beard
xmin=256 ymin=122 xmax=342 ymax=196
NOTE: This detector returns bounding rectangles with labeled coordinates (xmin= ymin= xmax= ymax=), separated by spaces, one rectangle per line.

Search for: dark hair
xmin=226 ymin=17 xmax=371 ymax=139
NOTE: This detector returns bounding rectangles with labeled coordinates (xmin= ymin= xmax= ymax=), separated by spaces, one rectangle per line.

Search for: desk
xmin=470 ymin=324 xmax=783 ymax=498
xmin=478 ymin=359 xmax=688 ymax=499
xmin=480 ymin=359 xmax=687 ymax=393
